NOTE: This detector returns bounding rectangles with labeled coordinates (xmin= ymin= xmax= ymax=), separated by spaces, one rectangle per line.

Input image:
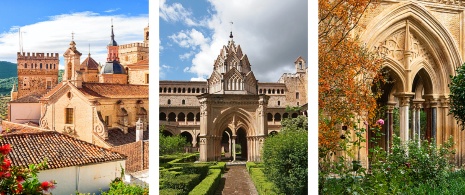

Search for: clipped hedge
xmin=249 ymin=167 xmax=282 ymax=195
xmin=188 ymin=169 xmax=222 ymax=195
xmin=160 ymin=188 xmax=184 ymax=195
xmin=209 ymin=162 xmax=226 ymax=173
xmin=161 ymin=173 xmax=202 ymax=194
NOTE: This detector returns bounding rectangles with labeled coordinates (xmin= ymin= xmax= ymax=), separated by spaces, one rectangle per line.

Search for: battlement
xmin=119 ymin=42 xmax=149 ymax=49
xmin=17 ymin=52 xmax=59 ymax=60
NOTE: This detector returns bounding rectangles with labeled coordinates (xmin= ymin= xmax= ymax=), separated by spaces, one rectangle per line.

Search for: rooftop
xmin=105 ymin=127 xmax=149 ymax=147
xmin=0 ymin=131 xmax=126 ymax=170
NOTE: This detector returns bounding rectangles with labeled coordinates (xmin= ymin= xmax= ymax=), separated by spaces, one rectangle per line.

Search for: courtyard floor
xmin=214 ymin=164 xmax=258 ymax=195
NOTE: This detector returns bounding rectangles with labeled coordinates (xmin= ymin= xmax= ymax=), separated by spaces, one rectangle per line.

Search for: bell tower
xmin=63 ymin=33 xmax=82 ymax=81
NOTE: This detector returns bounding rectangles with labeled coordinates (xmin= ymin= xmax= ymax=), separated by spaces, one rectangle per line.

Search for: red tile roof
xmin=41 ymin=82 xmax=66 ymax=100
xmin=105 ymin=127 xmax=149 ymax=147
xmin=9 ymin=93 xmax=42 ymax=103
xmin=80 ymin=55 xmax=100 ymax=70
xmin=79 ymin=83 xmax=148 ymax=99
xmin=0 ymin=131 xmax=126 ymax=170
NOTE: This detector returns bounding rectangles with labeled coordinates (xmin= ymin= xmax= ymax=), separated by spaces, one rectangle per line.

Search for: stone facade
xmin=347 ymin=0 xmax=465 ymax=166
xmin=16 ymin=52 xmax=59 ymax=99
xmin=119 ymin=43 xmax=149 ymax=67
xmin=159 ymin=33 xmax=308 ymax=162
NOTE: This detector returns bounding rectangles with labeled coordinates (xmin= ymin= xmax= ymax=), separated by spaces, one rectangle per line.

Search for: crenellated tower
xmin=15 ymin=52 xmax=59 ymax=99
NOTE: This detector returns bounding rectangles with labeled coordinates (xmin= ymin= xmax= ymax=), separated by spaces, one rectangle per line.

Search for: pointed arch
xmin=361 ymin=1 xmax=461 ymax=94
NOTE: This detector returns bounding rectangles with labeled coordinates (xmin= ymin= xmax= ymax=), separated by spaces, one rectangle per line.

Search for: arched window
xmin=160 ymin=112 xmax=167 ymax=121
xmin=167 ymin=99 xmax=171 ymax=105
xmin=274 ymin=113 xmax=281 ymax=121
xmin=40 ymin=63 xmax=42 ymax=69
xmin=163 ymin=88 xmax=167 ymax=93
xmin=182 ymin=99 xmax=186 ymax=105
xmin=168 ymin=88 xmax=171 ymax=93
xmin=267 ymin=113 xmax=273 ymax=121
xmin=178 ymin=112 xmax=186 ymax=121
xmin=46 ymin=64 xmax=48 ymax=69
xmin=159 ymin=87 xmax=162 ymax=93
xmin=296 ymin=92 xmax=300 ymax=99
xmin=187 ymin=112 xmax=195 ymax=121
xmin=168 ymin=112 xmax=176 ymax=121
xmin=278 ymin=101 xmax=281 ymax=106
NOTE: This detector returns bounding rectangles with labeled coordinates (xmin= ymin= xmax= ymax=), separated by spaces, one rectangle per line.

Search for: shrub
xmin=188 ymin=169 xmax=222 ymax=195
xmin=209 ymin=162 xmax=226 ymax=173
xmin=159 ymin=129 xmax=188 ymax=155
xmin=161 ymin=174 xmax=201 ymax=194
xmin=249 ymin=167 xmax=282 ymax=195
xmin=262 ymin=130 xmax=307 ymax=195
xmin=101 ymin=181 xmax=148 ymax=195
xmin=159 ymin=188 xmax=183 ymax=195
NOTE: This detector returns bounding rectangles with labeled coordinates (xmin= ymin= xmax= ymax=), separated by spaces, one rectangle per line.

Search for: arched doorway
xmin=180 ymin=131 xmax=193 ymax=147
xmin=221 ymin=128 xmax=233 ymax=159
xmin=236 ymin=128 xmax=248 ymax=161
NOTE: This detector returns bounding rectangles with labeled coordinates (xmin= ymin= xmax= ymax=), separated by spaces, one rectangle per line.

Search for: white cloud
xmin=160 ymin=64 xmax=173 ymax=79
xmin=159 ymin=0 xmax=192 ymax=24
xmin=104 ymin=8 xmax=120 ymax=13
xmin=168 ymin=29 xmax=209 ymax=49
xmin=0 ymin=12 xmax=148 ymax=69
xmin=180 ymin=0 xmax=308 ymax=82
xmin=190 ymin=77 xmax=207 ymax=81
xmin=179 ymin=51 xmax=195 ymax=61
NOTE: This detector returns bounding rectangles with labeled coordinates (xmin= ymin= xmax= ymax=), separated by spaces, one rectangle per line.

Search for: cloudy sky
xmin=159 ymin=0 xmax=308 ymax=82
xmin=0 ymin=0 xmax=148 ymax=69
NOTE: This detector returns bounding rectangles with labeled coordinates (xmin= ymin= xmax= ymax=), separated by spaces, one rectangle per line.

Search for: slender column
xmin=386 ymin=104 xmax=395 ymax=152
xmin=232 ymin=136 xmax=236 ymax=161
xmin=399 ymin=96 xmax=411 ymax=142
xmin=416 ymin=104 xmax=421 ymax=147
xmin=412 ymin=104 xmax=416 ymax=141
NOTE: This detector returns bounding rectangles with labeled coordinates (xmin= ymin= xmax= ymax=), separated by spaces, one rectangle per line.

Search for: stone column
xmin=232 ymin=136 xmax=236 ymax=161
xmin=398 ymin=96 xmax=411 ymax=142
xmin=415 ymin=103 xmax=422 ymax=147
xmin=199 ymin=136 xmax=207 ymax=161
xmin=386 ymin=104 xmax=395 ymax=152
xmin=412 ymin=104 xmax=416 ymax=141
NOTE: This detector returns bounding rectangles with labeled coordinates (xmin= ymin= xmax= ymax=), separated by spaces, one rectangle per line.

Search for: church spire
xmin=107 ymin=20 xmax=119 ymax=62
xmin=109 ymin=20 xmax=118 ymax=46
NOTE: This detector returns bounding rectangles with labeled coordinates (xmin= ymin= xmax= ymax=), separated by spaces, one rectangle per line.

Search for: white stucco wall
xmin=9 ymin=103 xmax=40 ymax=124
xmin=37 ymin=160 xmax=125 ymax=195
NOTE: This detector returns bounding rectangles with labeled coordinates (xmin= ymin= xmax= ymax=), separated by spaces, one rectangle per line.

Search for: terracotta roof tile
xmin=0 ymin=131 xmax=126 ymax=170
xmin=80 ymin=55 xmax=100 ymax=70
xmin=105 ymin=127 xmax=149 ymax=147
xmin=9 ymin=93 xmax=42 ymax=103
xmin=41 ymin=82 xmax=66 ymax=99
xmin=79 ymin=83 xmax=148 ymax=98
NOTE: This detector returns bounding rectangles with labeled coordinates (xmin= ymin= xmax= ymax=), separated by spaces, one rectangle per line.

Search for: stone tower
xmin=16 ymin=52 xmax=59 ymax=99
xmin=100 ymin=24 xmax=128 ymax=84
xmin=63 ymin=39 xmax=82 ymax=81
xmin=119 ymin=25 xmax=149 ymax=66
xmin=277 ymin=56 xmax=307 ymax=107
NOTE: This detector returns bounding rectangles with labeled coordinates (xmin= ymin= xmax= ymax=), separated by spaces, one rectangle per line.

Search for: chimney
xmin=136 ymin=118 xmax=143 ymax=142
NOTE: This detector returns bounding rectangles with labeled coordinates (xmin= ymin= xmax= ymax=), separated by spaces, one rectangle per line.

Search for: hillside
xmin=0 ymin=61 xmax=17 ymax=79
xmin=0 ymin=77 xmax=16 ymax=96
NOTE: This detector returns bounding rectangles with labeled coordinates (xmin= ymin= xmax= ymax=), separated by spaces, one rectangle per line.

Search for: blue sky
xmin=159 ymin=0 xmax=308 ymax=82
xmin=0 ymin=0 xmax=148 ymax=68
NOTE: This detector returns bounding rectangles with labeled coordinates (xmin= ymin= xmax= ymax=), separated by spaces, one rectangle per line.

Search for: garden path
xmin=215 ymin=164 xmax=258 ymax=195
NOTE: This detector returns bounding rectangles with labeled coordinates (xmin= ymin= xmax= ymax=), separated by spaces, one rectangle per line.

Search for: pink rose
xmin=377 ymin=119 xmax=385 ymax=125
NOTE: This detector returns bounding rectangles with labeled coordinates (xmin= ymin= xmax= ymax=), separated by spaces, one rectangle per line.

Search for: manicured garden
xmin=159 ymin=153 xmax=226 ymax=195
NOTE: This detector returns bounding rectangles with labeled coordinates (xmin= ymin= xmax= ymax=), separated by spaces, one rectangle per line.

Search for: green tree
xmin=449 ymin=63 xmax=465 ymax=130
xmin=262 ymin=114 xmax=307 ymax=195
xmin=159 ymin=126 xmax=188 ymax=155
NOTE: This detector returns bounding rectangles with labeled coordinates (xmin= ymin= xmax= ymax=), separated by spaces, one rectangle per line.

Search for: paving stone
xmin=215 ymin=164 xmax=258 ymax=195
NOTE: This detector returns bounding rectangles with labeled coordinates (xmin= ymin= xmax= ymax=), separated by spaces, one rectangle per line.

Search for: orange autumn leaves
xmin=318 ymin=0 xmax=384 ymax=157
